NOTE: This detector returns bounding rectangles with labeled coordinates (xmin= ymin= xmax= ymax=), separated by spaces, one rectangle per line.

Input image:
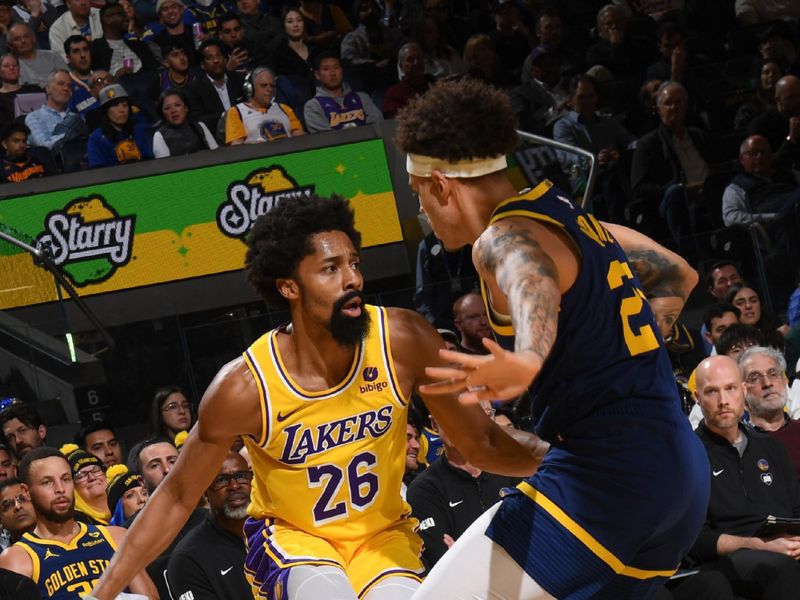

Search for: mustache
xmin=333 ymin=290 xmax=364 ymax=313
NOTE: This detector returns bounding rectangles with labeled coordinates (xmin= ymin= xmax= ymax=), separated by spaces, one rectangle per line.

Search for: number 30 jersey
xmin=482 ymin=180 xmax=681 ymax=443
xmin=241 ymin=304 xmax=411 ymax=542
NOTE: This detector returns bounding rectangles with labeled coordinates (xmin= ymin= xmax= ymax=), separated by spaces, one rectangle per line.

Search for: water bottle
xmin=193 ymin=23 xmax=204 ymax=49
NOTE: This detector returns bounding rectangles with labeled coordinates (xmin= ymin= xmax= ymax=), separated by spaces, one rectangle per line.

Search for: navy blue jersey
xmin=15 ymin=522 xmax=117 ymax=599
xmin=481 ymin=180 xmax=681 ymax=442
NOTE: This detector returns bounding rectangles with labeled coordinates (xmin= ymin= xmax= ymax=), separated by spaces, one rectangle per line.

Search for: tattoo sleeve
xmin=477 ymin=223 xmax=560 ymax=363
xmin=625 ymin=248 xmax=684 ymax=300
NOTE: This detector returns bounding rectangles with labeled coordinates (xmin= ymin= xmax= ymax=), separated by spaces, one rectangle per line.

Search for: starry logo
xmin=216 ymin=166 xmax=315 ymax=239
xmin=35 ymin=195 xmax=135 ymax=287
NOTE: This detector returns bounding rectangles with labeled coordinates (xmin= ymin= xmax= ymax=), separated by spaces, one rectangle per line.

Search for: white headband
xmin=406 ymin=153 xmax=507 ymax=178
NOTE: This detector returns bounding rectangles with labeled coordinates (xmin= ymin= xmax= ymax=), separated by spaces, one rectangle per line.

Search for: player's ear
xmin=430 ymin=169 xmax=451 ymax=204
xmin=276 ymin=278 xmax=299 ymax=301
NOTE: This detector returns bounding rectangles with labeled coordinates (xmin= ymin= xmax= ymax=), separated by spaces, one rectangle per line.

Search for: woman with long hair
xmin=412 ymin=15 xmax=462 ymax=79
xmin=87 ymin=83 xmax=153 ymax=168
xmin=726 ymin=283 xmax=787 ymax=351
xmin=273 ymin=6 xmax=318 ymax=105
xmin=149 ymin=385 xmax=194 ymax=441
xmin=152 ymin=88 xmax=217 ymax=158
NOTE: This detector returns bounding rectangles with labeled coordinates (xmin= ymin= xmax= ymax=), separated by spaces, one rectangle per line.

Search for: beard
xmin=329 ymin=291 xmax=370 ymax=346
xmin=223 ymin=503 xmax=249 ymax=520
xmin=33 ymin=496 xmax=74 ymax=523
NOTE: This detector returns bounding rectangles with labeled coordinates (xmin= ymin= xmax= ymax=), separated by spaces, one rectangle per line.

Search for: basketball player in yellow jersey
xmin=89 ymin=195 xmax=540 ymax=600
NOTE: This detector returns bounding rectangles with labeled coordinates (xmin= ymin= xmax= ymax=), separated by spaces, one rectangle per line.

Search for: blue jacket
xmin=88 ymin=121 xmax=153 ymax=168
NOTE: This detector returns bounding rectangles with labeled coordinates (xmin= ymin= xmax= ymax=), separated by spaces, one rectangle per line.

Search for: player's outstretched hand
xmin=421 ymin=338 xmax=540 ymax=403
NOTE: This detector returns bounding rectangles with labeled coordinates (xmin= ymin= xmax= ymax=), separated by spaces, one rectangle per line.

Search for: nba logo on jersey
xmin=360 ymin=366 xmax=387 ymax=394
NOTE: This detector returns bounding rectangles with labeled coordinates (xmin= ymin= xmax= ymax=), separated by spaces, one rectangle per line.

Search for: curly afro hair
xmin=394 ymin=78 xmax=518 ymax=163
xmin=245 ymin=195 xmax=361 ymax=307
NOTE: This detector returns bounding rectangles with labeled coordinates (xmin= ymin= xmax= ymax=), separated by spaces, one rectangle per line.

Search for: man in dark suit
xmin=631 ymin=81 xmax=714 ymax=263
xmin=185 ymin=39 xmax=246 ymax=139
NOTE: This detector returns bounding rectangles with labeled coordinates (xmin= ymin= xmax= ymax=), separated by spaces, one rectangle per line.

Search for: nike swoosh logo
xmin=449 ymin=500 xmax=463 ymax=507
xmin=221 ymin=567 xmax=233 ymax=575
xmin=276 ymin=407 xmax=302 ymax=422
xmin=713 ymin=469 xmax=724 ymax=476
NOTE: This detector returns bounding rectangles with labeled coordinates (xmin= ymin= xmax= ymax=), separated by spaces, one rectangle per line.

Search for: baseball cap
xmin=156 ymin=0 xmax=183 ymax=13
xmin=98 ymin=83 xmax=129 ymax=107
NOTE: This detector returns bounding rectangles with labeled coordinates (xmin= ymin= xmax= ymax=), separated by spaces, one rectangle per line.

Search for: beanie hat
xmin=105 ymin=463 xmax=143 ymax=514
xmin=60 ymin=443 xmax=104 ymax=477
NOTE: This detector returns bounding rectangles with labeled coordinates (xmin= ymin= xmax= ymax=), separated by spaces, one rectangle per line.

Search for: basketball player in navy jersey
xmin=395 ymin=79 xmax=710 ymax=598
xmin=0 ymin=447 xmax=157 ymax=599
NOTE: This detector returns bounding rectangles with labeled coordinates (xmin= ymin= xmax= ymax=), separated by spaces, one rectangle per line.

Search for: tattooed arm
xmin=604 ymin=222 xmax=699 ymax=337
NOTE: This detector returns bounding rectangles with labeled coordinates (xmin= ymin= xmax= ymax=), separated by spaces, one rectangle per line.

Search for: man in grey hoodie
xmin=303 ymin=52 xmax=382 ymax=133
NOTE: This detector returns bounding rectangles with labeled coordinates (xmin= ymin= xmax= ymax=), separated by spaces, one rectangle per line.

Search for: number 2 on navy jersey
xmin=307 ymin=451 xmax=379 ymax=526
xmin=606 ymin=260 xmax=659 ymax=356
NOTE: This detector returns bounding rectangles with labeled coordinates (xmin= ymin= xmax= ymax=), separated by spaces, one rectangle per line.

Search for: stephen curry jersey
xmin=242 ymin=304 xmax=411 ymax=542
xmin=482 ymin=180 xmax=680 ymax=443
xmin=15 ymin=522 xmax=117 ymax=599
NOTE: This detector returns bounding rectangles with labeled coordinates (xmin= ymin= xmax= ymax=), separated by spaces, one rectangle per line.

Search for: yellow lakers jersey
xmin=242 ymin=304 xmax=411 ymax=542
xmin=15 ymin=522 xmax=117 ymax=599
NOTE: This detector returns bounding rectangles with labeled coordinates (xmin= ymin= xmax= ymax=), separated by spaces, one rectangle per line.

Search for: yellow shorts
xmin=244 ymin=516 xmax=424 ymax=598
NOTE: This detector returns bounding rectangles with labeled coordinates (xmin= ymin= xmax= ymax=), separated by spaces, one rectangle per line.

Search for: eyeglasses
xmin=745 ymin=368 xmax=784 ymax=385
xmin=211 ymin=470 xmax=253 ymax=490
xmin=0 ymin=493 xmax=30 ymax=513
xmin=161 ymin=401 xmax=191 ymax=413
xmin=74 ymin=466 xmax=104 ymax=483
xmin=92 ymin=76 xmax=113 ymax=85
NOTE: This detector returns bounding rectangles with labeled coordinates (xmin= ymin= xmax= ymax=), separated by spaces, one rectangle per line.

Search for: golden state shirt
xmin=242 ymin=304 xmax=411 ymax=542
xmin=15 ymin=522 xmax=117 ymax=599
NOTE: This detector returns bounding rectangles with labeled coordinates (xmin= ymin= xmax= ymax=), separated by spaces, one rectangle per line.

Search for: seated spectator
xmin=703 ymin=303 xmax=741 ymax=356
xmin=0 ymin=122 xmax=55 ymax=182
xmin=462 ymin=33 xmax=515 ymax=89
xmin=453 ymin=293 xmax=491 ymax=355
xmin=510 ymin=47 xmax=568 ymax=135
xmin=735 ymin=60 xmax=784 ymax=131
xmin=225 ymin=66 xmax=303 ymax=144
xmin=87 ymin=83 xmax=153 ymax=168
xmin=722 ymin=135 xmax=800 ymax=278
xmin=186 ymin=0 xmax=228 ymax=37
xmin=748 ymin=75 xmax=800 ymax=172
xmin=708 ymin=260 xmax=745 ymax=304
xmin=689 ymin=355 xmax=800 ymax=597
xmin=60 ymin=443 xmax=111 ymax=525
xmin=624 ymin=78 xmax=661 ymax=137
xmin=717 ymin=323 xmax=767 ymax=361
xmin=488 ymin=0 xmax=531 ymax=84
xmin=234 ymin=0 xmax=282 ymax=66
xmin=630 ymin=81 xmax=713 ymax=262
xmin=341 ymin=0 xmax=405 ymax=92
xmin=186 ymin=38 xmax=245 ymax=137
xmin=91 ymin=2 xmax=160 ymax=76
xmin=383 ymin=42 xmax=433 ymax=119
xmin=0 ymin=402 xmax=46 ymax=460
xmin=10 ymin=0 xmax=59 ymax=52
xmin=413 ymin=231 xmax=477 ymax=332
xmin=1 ymin=448 xmax=157 ymax=598
xmin=166 ymin=452 xmax=252 ymax=600
xmin=153 ymin=88 xmax=217 ymax=156
xmin=726 ymin=283 xmax=787 ymax=350
xmin=403 ymin=420 xmax=422 ymax=497
xmin=0 ymin=445 xmax=15 ymax=481
xmin=149 ymin=385 xmax=194 ymax=441
xmin=757 ymin=24 xmax=799 ymax=76
xmin=150 ymin=0 xmax=196 ymax=63
xmin=0 ymin=53 xmax=42 ymax=126
xmin=412 ymin=14 xmax=463 ymax=79
xmin=741 ymin=346 xmax=800 ymax=476
xmin=584 ymin=4 xmax=650 ymax=79
xmin=520 ymin=8 xmax=583 ymax=83
xmin=645 ymin=21 xmax=691 ymax=86
xmin=407 ymin=413 xmax=518 ymax=570
xmin=151 ymin=42 xmax=196 ymax=96
xmin=217 ymin=13 xmax=253 ymax=74
xmin=48 ymin=0 xmax=103 ymax=62
xmin=25 ymin=69 xmax=86 ymax=151
xmin=7 ymin=23 xmax=67 ymax=87
xmin=303 ymin=53 xmax=381 ymax=132
xmin=273 ymin=6 xmax=318 ymax=105
xmin=736 ymin=0 xmax=800 ymax=25
xmin=119 ymin=0 xmax=149 ymax=40
xmin=0 ymin=478 xmax=35 ymax=547
xmin=82 ymin=69 xmax=113 ymax=130
xmin=75 ymin=420 xmax=122 ymax=468
xmin=105 ymin=463 xmax=147 ymax=525
xmin=298 ymin=0 xmax=352 ymax=52
xmin=64 ymin=36 xmax=98 ymax=119
xmin=553 ymin=74 xmax=636 ymax=220
xmin=127 ymin=436 xmax=205 ymax=599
